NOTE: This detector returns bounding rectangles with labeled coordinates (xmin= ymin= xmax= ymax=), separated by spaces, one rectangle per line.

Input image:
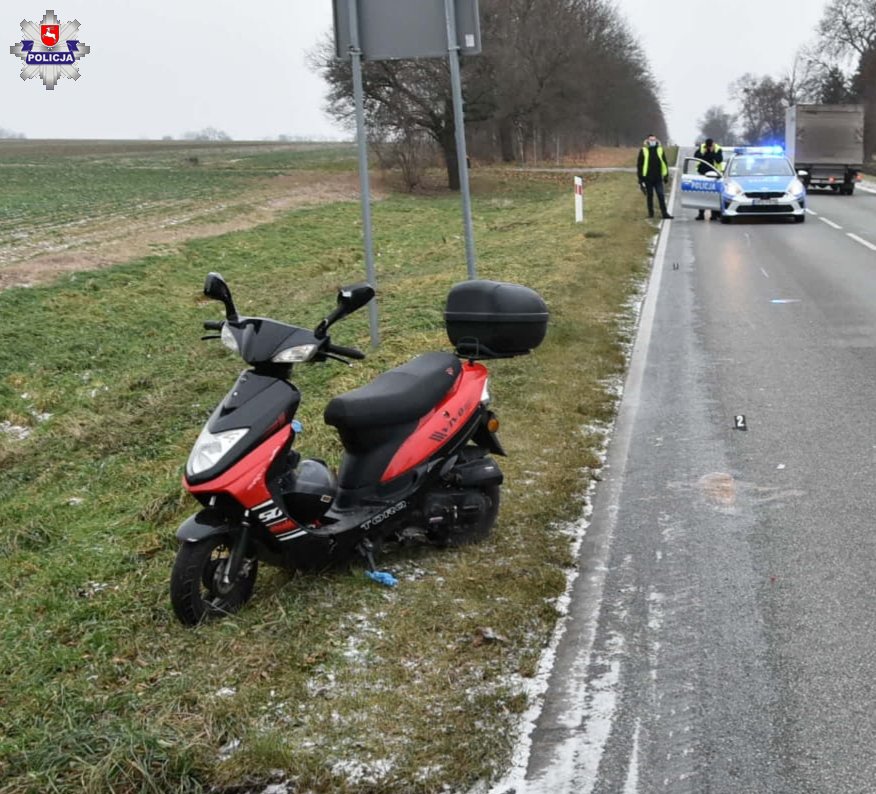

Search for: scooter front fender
xmin=176 ymin=509 xmax=234 ymax=543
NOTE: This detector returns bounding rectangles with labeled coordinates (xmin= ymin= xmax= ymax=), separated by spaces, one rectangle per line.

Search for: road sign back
xmin=333 ymin=0 xmax=481 ymax=60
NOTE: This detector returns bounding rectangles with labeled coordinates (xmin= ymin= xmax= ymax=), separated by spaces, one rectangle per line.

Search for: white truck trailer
xmin=784 ymin=104 xmax=865 ymax=195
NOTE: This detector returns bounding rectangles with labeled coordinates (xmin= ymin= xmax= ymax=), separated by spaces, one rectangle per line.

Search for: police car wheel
xmin=720 ymin=215 xmax=731 ymax=225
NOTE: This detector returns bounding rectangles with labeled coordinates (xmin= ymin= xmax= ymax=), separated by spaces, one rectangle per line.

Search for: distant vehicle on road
xmin=680 ymin=147 xmax=807 ymax=224
xmin=785 ymin=104 xmax=864 ymax=195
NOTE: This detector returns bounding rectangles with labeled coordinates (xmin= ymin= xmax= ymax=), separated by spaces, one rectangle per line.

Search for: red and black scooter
xmin=170 ymin=273 xmax=547 ymax=625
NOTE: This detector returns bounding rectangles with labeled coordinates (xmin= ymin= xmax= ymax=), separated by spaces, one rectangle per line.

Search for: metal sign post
xmin=443 ymin=0 xmax=477 ymax=279
xmin=346 ymin=0 xmax=380 ymax=347
xmin=333 ymin=0 xmax=482 ymax=328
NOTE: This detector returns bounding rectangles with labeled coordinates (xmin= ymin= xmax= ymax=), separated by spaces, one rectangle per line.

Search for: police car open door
xmin=680 ymin=157 xmax=723 ymax=212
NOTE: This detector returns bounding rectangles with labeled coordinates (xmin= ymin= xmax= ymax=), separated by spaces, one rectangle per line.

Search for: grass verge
xmin=0 ymin=166 xmax=655 ymax=793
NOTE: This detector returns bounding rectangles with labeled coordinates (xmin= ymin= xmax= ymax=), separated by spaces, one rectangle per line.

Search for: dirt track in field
xmin=0 ymin=144 xmax=633 ymax=292
xmin=0 ymin=171 xmax=382 ymax=291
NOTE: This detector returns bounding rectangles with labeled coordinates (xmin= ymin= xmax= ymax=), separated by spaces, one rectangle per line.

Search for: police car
xmin=680 ymin=146 xmax=807 ymax=224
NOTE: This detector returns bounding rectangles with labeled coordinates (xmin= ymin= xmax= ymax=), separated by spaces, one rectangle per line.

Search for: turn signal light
xmin=487 ymin=417 xmax=500 ymax=433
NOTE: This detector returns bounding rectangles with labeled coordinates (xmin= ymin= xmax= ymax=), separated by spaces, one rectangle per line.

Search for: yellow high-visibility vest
xmin=698 ymin=142 xmax=725 ymax=172
xmin=641 ymin=145 xmax=669 ymax=178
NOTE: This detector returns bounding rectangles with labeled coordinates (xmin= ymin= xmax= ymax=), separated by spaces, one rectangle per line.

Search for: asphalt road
xmin=499 ymin=170 xmax=876 ymax=792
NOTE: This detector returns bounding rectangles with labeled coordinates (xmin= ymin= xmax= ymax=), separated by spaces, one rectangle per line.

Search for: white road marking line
xmin=858 ymin=185 xmax=876 ymax=195
xmin=848 ymin=233 xmax=876 ymax=252
xmin=819 ymin=217 xmax=843 ymax=230
xmin=760 ymin=268 xmax=770 ymax=278
xmin=805 ymin=208 xmax=817 ymax=215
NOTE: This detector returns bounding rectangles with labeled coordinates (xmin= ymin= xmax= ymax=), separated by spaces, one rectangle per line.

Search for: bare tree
xmin=314 ymin=44 xmax=479 ymax=189
xmin=183 ymin=127 xmax=232 ymax=142
xmin=815 ymin=0 xmax=876 ymax=158
xmin=313 ymin=0 xmax=668 ymax=186
xmin=731 ymin=74 xmax=791 ymax=143
xmin=816 ymin=0 xmax=876 ymax=61
xmin=474 ymin=0 xmax=584 ymax=161
xmin=815 ymin=65 xmax=856 ymax=103
xmin=369 ymin=122 xmax=437 ymax=192
xmin=697 ymin=106 xmax=738 ymax=144
xmin=783 ymin=52 xmax=821 ymax=105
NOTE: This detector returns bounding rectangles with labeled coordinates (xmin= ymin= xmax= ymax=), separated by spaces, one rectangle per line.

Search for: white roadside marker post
xmin=574 ymin=176 xmax=584 ymax=223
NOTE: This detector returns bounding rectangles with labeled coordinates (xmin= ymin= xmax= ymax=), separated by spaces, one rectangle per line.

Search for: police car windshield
xmin=727 ymin=157 xmax=794 ymax=177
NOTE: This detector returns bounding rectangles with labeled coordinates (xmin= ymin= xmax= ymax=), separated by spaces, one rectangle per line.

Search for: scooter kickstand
xmin=359 ymin=539 xmax=398 ymax=588
xmin=357 ymin=539 xmax=378 ymax=571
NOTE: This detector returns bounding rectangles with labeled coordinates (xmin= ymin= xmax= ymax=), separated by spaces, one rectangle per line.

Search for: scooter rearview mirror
xmin=315 ymin=283 xmax=375 ymax=339
xmin=203 ymin=272 xmax=239 ymax=322
xmin=337 ymin=283 xmax=375 ymax=315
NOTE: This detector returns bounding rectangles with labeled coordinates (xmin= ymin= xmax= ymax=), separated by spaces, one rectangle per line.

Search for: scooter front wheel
xmin=170 ymin=535 xmax=258 ymax=626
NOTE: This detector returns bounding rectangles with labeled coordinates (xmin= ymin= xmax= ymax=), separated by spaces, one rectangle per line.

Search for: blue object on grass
xmin=366 ymin=570 xmax=398 ymax=588
xmin=291 ymin=419 xmax=303 ymax=434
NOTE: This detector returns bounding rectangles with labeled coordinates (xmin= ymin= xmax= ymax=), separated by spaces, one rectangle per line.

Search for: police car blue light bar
xmin=733 ymin=145 xmax=784 ymax=155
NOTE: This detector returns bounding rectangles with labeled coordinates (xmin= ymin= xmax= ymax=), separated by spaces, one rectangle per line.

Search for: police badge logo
xmin=9 ymin=9 xmax=90 ymax=90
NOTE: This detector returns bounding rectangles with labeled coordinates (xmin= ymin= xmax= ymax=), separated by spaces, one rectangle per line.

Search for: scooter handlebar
xmin=327 ymin=343 xmax=365 ymax=360
xmin=203 ymin=320 xmax=224 ymax=331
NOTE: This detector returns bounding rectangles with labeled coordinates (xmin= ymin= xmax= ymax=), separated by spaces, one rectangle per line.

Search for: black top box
xmin=444 ymin=280 xmax=548 ymax=358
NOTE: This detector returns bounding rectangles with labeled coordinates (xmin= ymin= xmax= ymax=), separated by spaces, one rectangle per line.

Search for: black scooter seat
xmin=324 ymin=352 xmax=461 ymax=432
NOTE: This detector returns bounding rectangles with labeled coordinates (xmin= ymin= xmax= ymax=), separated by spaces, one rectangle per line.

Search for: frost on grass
xmin=217 ymin=738 xmax=241 ymax=762
xmin=258 ymin=689 xmax=296 ymax=729
xmin=303 ymin=610 xmax=386 ymax=702
xmin=76 ymin=581 xmax=118 ymax=598
xmin=0 ymin=421 xmax=30 ymax=440
xmin=331 ymin=757 xmax=396 ymax=787
xmin=394 ymin=560 xmax=437 ymax=583
xmin=340 ymin=612 xmax=385 ymax=665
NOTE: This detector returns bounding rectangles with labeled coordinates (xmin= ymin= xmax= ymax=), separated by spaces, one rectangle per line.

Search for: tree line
xmin=315 ymin=0 xmax=667 ymax=189
xmin=697 ymin=0 xmax=875 ymax=161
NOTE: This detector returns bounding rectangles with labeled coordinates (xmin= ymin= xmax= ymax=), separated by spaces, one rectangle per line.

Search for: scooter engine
xmin=424 ymin=488 xmax=490 ymax=532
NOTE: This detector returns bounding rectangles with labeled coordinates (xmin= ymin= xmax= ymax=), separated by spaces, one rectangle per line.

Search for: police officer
xmin=694 ymin=138 xmax=724 ymax=220
xmin=637 ymin=134 xmax=673 ymax=220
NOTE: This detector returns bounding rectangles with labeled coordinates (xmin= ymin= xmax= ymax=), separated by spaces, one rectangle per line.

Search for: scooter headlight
xmin=187 ymin=427 xmax=248 ymax=476
xmin=481 ymin=378 xmax=490 ymax=405
xmin=220 ymin=324 xmax=239 ymax=353
xmin=272 ymin=344 xmax=318 ymax=363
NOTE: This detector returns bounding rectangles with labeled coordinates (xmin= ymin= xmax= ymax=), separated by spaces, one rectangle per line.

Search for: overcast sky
xmin=618 ymin=0 xmax=830 ymax=143
xmin=2 ymin=1 xmax=831 ymax=143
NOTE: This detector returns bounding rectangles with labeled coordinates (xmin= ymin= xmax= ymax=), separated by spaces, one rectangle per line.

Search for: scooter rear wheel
xmin=170 ymin=535 xmax=258 ymax=626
